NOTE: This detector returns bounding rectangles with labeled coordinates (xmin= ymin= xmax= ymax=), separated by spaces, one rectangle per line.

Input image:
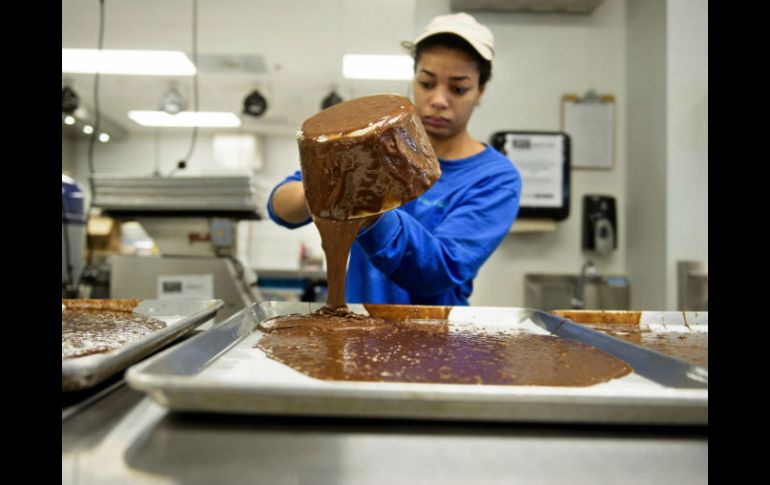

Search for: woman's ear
xmin=475 ymin=87 xmax=486 ymax=107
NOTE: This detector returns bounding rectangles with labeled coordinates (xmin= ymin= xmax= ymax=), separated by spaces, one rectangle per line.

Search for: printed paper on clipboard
xmin=490 ymin=131 xmax=570 ymax=221
xmin=561 ymin=93 xmax=615 ymax=170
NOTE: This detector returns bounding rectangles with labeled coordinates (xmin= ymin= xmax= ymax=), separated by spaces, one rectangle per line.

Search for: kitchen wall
xmin=240 ymin=135 xmax=323 ymax=271
xmin=665 ymin=0 xmax=708 ymax=309
xmin=626 ymin=0 xmax=668 ymax=310
xmin=63 ymin=0 xmax=707 ymax=308
xmin=626 ymin=0 xmax=708 ymax=310
xmin=72 ymin=131 xmax=255 ymax=178
xmin=68 ymin=0 xmax=629 ymax=306
xmin=246 ymin=0 xmax=631 ymax=305
xmin=69 ymin=130 xmax=327 ymax=272
xmin=62 ymin=135 xmax=77 ymax=177
xmin=430 ymin=0 xmax=629 ymax=306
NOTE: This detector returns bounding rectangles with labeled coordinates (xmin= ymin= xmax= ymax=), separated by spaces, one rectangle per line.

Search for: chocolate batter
xmin=582 ymin=323 xmax=708 ymax=367
xmin=298 ymin=94 xmax=440 ymax=221
xmin=551 ymin=312 xmax=708 ymax=367
xmin=312 ymin=217 xmax=369 ymax=310
xmin=296 ymin=94 xmax=440 ymax=312
xmin=62 ymin=305 xmax=166 ymax=359
xmin=257 ymin=315 xmax=632 ymax=386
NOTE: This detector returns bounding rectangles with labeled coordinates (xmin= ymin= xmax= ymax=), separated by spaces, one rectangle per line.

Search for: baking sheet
xmin=126 ymin=302 xmax=707 ymax=425
xmin=62 ymin=299 xmax=224 ymax=391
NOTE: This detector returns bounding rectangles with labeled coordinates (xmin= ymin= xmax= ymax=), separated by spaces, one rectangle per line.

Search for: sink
xmin=524 ymin=273 xmax=630 ymax=311
xmin=677 ymin=261 xmax=707 ymax=311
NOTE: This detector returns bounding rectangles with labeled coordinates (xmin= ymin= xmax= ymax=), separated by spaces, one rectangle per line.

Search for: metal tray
xmin=63 ymin=299 xmax=224 ymax=391
xmin=126 ymin=302 xmax=707 ymax=425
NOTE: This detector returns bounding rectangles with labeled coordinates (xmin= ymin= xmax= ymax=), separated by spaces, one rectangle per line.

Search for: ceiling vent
xmin=196 ymin=54 xmax=269 ymax=74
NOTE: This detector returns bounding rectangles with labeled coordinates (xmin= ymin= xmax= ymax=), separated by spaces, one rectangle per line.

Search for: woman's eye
xmin=419 ymin=81 xmax=433 ymax=89
xmin=453 ymin=87 xmax=468 ymax=95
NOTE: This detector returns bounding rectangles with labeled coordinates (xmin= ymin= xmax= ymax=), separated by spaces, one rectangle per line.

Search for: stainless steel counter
xmin=62 ymin=383 xmax=707 ymax=484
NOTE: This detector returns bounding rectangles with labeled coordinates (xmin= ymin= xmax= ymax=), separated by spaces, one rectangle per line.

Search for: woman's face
xmin=412 ymin=45 xmax=485 ymax=140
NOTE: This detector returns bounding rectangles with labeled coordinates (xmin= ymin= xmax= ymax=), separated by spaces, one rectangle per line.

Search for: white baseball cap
xmin=401 ymin=12 xmax=494 ymax=61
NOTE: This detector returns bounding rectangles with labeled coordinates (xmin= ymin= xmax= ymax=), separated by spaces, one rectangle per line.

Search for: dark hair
xmin=412 ymin=33 xmax=492 ymax=89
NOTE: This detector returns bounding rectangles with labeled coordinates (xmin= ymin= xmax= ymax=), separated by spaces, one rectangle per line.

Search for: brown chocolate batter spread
xmin=257 ymin=315 xmax=632 ymax=386
xmin=551 ymin=311 xmax=708 ymax=367
xmin=62 ymin=302 xmax=166 ymax=359
xmin=62 ymin=298 xmax=141 ymax=312
xmin=582 ymin=323 xmax=708 ymax=367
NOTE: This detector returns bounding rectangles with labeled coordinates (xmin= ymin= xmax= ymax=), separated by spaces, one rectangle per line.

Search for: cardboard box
xmin=87 ymin=216 xmax=122 ymax=253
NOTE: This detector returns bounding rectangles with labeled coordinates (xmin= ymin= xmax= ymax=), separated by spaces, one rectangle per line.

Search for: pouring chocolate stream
xmin=297 ymin=94 xmax=441 ymax=311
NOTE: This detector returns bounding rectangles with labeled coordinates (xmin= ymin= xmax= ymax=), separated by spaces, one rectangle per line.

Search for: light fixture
xmin=98 ymin=133 xmax=110 ymax=143
xmin=321 ymin=90 xmax=344 ymax=110
xmin=61 ymin=49 xmax=197 ymax=76
xmin=64 ymin=115 xmax=76 ymax=125
xmin=62 ymin=86 xmax=80 ymax=114
xmin=128 ymin=111 xmax=242 ymax=127
xmin=242 ymin=90 xmax=268 ymax=117
xmin=342 ymin=54 xmax=414 ymax=80
xmin=159 ymin=84 xmax=187 ymax=115
xmin=83 ymin=125 xmax=94 ymax=134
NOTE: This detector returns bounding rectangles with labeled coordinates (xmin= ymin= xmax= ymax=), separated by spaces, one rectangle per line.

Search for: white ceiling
xmin=62 ymin=0 xmax=419 ymax=136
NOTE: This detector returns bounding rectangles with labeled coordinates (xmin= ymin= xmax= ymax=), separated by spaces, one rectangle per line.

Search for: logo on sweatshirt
xmin=417 ymin=197 xmax=446 ymax=208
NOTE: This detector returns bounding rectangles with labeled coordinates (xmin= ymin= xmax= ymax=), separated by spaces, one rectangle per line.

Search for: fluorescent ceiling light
xmin=62 ymin=49 xmax=196 ymax=76
xmin=98 ymin=133 xmax=110 ymax=143
xmin=128 ymin=111 xmax=242 ymax=128
xmin=64 ymin=115 xmax=76 ymax=125
xmin=83 ymin=125 xmax=94 ymax=134
xmin=342 ymin=54 xmax=413 ymax=80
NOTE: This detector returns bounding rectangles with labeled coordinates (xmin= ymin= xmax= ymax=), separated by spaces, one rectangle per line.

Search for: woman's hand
xmin=272 ymin=181 xmax=311 ymax=224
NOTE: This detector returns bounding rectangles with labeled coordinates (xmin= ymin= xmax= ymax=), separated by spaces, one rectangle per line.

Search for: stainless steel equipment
xmin=62 ymin=298 xmax=224 ymax=391
xmin=525 ymin=273 xmax=630 ymax=311
xmin=62 ymin=383 xmax=707 ymax=484
xmin=127 ymin=302 xmax=707 ymax=425
xmin=90 ymin=174 xmax=260 ymax=214
xmin=62 ymin=174 xmax=86 ymax=295
xmin=89 ymin=174 xmax=263 ymax=319
xmin=678 ymin=260 xmax=708 ymax=311
xmin=110 ymin=255 xmax=253 ymax=322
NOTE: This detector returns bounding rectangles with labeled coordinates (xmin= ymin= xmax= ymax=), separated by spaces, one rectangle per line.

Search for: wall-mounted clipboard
xmin=561 ymin=91 xmax=615 ymax=170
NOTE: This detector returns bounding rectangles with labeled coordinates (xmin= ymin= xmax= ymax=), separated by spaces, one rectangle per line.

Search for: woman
xmin=268 ymin=12 xmax=521 ymax=306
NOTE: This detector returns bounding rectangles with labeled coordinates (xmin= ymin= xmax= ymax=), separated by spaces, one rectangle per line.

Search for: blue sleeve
xmin=356 ymin=180 xmax=521 ymax=297
xmin=266 ymin=170 xmax=313 ymax=229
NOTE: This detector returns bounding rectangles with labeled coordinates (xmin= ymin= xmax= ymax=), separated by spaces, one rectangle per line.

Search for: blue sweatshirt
xmin=267 ymin=144 xmax=521 ymax=306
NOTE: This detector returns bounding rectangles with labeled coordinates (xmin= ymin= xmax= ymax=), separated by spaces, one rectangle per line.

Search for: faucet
xmin=571 ymin=260 xmax=597 ymax=310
